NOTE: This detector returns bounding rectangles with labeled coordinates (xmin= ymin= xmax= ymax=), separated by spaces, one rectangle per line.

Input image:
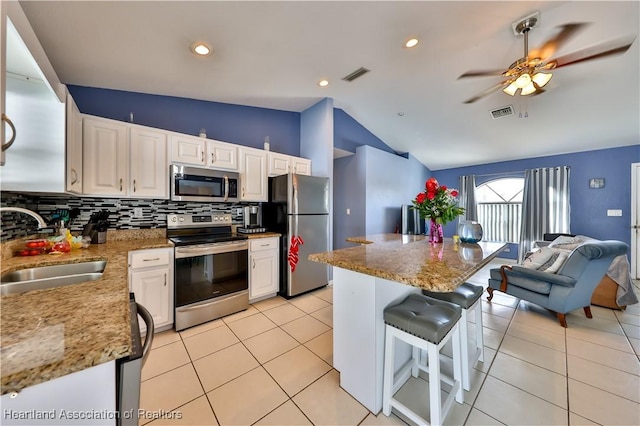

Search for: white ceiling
xmin=18 ymin=1 xmax=640 ymax=170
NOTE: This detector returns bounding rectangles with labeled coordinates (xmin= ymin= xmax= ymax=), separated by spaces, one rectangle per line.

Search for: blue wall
xmin=333 ymin=145 xmax=431 ymax=249
xmin=334 ymin=108 xmax=396 ymax=155
xmin=68 ymin=85 xmax=301 ymax=156
xmin=433 ymin=145 xmax=639 ymax=256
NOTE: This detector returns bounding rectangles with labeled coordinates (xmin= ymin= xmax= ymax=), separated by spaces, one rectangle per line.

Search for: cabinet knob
xmin=164 ymin=273 xmax=167 ymax=286
xmin=119 ymin=178 xmax=123 ymax=191
xmin=211 ymin=153 xmax=216 ymax=163
xmin=200 ymin=150 xmax=204 ymax=162
xmin=252 ymin=259 xmax=255 ymax=269
xmin=133 ymin=179 xmax=136 ymax=192
xmin=70 ymin=169 xmax=78 ymax=185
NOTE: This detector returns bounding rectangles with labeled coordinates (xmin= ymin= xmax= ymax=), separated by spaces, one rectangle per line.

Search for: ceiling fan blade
xmin=457 ymin=69 xmax=505 ymax=79
xmin=549 ymin=35 xmax=636 ymax=68
xmin=529 ymin=23 xmax=589 ymax=61
xmin=463 ymin=80 xmax=511 ymax=104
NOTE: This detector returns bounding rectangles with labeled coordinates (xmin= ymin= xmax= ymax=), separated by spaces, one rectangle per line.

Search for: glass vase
xmin=429 ymin=218 xmax=444 ymax=243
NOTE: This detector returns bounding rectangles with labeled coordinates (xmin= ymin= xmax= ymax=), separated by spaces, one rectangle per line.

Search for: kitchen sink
xmin=1 ymin=260 xmax=107 ymax=295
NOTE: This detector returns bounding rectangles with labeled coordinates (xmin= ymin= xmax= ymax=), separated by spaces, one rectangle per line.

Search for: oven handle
xmin=175 ymin=241 xmax=248 ymax=258
xmin=224 ymin=175 xmax=229 ymax=202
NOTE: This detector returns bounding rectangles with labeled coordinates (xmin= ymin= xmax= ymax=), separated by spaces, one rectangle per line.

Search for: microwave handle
xmin=224 ymin=175 xmax=229 ymax=201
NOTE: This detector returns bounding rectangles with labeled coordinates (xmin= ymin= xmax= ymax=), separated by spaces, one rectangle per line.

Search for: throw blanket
xmin=607 ymin=255 xmax=639 ymax=306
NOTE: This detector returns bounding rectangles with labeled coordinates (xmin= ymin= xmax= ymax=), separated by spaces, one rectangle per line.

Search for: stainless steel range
xmin=167 ymin=213 xmax=249 ymax=331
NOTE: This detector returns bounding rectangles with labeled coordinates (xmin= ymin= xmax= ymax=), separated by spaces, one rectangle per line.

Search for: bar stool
xmin=382 ymin=293 xmax=463 ymax=426
xmin=423 ymin=283 xmax=484 ymax=391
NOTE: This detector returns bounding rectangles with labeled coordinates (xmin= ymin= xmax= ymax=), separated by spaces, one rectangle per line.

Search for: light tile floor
xmin=141 ymin=259 xmax=640 ymax=425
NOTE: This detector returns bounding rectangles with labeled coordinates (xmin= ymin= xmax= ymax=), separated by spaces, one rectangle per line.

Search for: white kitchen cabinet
xmin=206 ymin=139 xmax=238 ymax=170
xmin=170 ymin=134 xmax=205 ymax=166
xmin=249 ymin=237 xmax=279 ymax=302
xmin=130 ymin=126 xmax=168 ymax=198
xmin=83 ymin=116 xmax=128 ymax=196
xmin=128 ymin=247 xmax=174 ymax=332
xmin=83 ymin=116 xmax=168 ymax=198
xmin=239 ymin=146 xmax=268 ymax=201
xmin=293 ymin=157 xmax=312 ymax=175
xmin=268 ymin=151 xmax=291 ymax=176
xmin=0 ymin=360 xmax=115 ymax=425
xmin=65 ymin=91 xmax=83 ymax=193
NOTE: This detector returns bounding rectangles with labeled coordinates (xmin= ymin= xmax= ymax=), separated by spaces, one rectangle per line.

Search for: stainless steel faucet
xmin=0 ymin=207 xmax=48 ymax=228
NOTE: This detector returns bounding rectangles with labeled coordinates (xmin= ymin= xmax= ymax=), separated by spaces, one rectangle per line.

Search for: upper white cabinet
xmin=293 ymin=157 xmax=311 ymax=175
xmin=83 ymin=116 xmax=128 ymax=196
xmin=170 ymin=134 xmax=204 ymax=166
xmin=268 ymin=152 xmax=291 ymax=176
xmin=83 ymin=116 xmax=168 ymax=198
xmin=206 ymin=139 xmax=238 ymax=170
xmin=239 ymin=146 xmax=267 ymax=201
xmin=130 ymin=126 xmax=168 ymax=198
xmin=65 ymin=91 xmax=83 ymax=193
xmin=170 ymin=133 xmax=238 ymax=171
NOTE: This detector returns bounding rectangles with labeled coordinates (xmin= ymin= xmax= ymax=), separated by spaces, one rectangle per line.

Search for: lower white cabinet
xmin=128 ymin=248 xmax=174 ymax=332
xmin=249 ymin=237 xmax=279 ymax=302
xmin=0 ymin=360 xmax=115 ymax=425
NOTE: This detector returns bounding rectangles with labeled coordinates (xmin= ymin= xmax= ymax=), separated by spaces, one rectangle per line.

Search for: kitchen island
xmin=309 ymin=234 xmax=506 ymax=413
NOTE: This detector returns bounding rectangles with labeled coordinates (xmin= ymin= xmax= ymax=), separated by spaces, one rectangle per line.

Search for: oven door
xmin=174 ymin=241 xmax=249 ymax=330
xmin=170 ymin=164 xmax=239 ymax=203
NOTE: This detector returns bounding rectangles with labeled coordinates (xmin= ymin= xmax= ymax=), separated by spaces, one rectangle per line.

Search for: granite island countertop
xmin=0 ymin=232 xmax=173 ymax=395
xmin=309 ymin=233 xmax=507 ymax=292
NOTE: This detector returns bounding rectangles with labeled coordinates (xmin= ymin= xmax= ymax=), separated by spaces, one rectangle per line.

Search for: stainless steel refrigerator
xmin=263 ymin=174 xmax=330 ymax=297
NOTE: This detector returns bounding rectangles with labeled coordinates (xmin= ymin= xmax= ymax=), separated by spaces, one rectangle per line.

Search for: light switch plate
xmin=607 ymin=209 xmax=622 ymax=217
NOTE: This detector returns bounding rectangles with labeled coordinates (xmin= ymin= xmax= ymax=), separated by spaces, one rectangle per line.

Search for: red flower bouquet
xmin=412 ymin=178 xmax=464 ymax=242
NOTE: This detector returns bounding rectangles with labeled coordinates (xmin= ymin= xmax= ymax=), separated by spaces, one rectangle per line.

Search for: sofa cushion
xmin=548 ymin=235 xmax=585 ymax=251
xmin=489 ymin=267 xmax=553 ymax=294
xmin=522 ymin=247 xmax=570 ymax=273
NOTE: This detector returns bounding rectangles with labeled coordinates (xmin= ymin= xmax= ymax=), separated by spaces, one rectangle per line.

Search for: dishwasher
xmin=116 ymin=293 xmax=154 ymax=426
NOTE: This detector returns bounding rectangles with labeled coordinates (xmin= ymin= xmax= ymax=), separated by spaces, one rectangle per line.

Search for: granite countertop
xmin=309 ymin=233 xmax=507 ymax=292
xmin=0 ymin=230 xmax=173 ymax=395
xmin=245 ymin=232 xmax=281 ymax=239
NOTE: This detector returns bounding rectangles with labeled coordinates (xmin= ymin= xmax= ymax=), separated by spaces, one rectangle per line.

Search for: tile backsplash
xmin=0 ymin=192 xmax=254 ymax=241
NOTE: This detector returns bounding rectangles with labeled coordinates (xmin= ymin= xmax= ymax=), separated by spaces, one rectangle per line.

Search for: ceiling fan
xmin=459 ymin=12 xmax=637 ymax=104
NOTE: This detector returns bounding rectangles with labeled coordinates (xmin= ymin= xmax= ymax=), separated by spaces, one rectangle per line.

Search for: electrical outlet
xmin=607 ymin=209 xmax=622 ymax=217
xmin=236 ymin=208 xmax=243 ymax=216
xmin=133 ymin=208 xmax=143 ymax=218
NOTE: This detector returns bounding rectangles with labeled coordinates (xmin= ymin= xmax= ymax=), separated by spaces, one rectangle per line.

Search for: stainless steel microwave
xmin=170 ymin=165 xmax=239 ymax=203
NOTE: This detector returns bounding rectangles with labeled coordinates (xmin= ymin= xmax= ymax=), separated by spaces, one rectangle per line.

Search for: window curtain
xmin=458 ymin=174 xmax=477 ymax=221
xmin=518 ymin=166 xmax=571 ymax=262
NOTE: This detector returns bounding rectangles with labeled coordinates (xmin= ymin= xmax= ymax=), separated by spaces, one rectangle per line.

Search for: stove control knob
xmin=171 ymin=217 xmax=177 ymax=222
xmin=178 ymin=217 xmax=185 ymax=222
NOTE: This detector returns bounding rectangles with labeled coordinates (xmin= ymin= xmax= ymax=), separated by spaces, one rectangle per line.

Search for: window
xmin=476 ymin=177 xmax=524 ymax=243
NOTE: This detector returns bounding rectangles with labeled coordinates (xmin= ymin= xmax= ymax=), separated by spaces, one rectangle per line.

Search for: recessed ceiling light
xmin=191 ymin=42 xmax=211 ymax=56
xmin=318 ymin=79 xmax=329 ymax=87
xmin=404 ymin=38 xmax=419 ymax=48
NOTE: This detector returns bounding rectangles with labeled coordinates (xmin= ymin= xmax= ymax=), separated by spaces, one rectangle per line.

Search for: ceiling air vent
xmin=342 ymin=67 xmax=370 ymax=82
xmin=489 ymin=105 xmax=514 ymax=119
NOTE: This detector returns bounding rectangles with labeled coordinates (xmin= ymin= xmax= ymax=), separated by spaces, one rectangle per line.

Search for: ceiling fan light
xmin=520 ymin=82 xmax=537 ymax=96
xmin=503 ymin=82 xmax=518 ymax=96
xmin=514 ymin=73 xmax=532 ymax=89
xmin=532 ymin=72 xmax=553 ymax=88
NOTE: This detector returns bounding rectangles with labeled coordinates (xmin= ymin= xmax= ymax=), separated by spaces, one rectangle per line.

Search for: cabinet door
xmin=83 ymin=117 xmax=128 ymax=196
xmin=206 ymin=139 xmax=238 ymax=170
xmin=65 ymin=92 xmax=83 ymax=193
xmin=249 ymin=249 xmax=278 ymax=300
xmin=240 ymin=147 xmax=267 ymax=201
xmin=170 ymin=134 xmax=205 ymax=165
xmin=130 ymin=267 xmax=172 ymax=331
xmin=268 ymin=152 xmax=291 ymax=176
xmin=130 ymin=127 xmax=168 ymax=198
xmin=293 ymin=157 xmax=312 ymax=175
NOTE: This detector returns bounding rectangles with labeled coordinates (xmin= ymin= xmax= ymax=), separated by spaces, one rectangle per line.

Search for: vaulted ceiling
xmin=18 ymin=1 xmax=640 ymax=170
